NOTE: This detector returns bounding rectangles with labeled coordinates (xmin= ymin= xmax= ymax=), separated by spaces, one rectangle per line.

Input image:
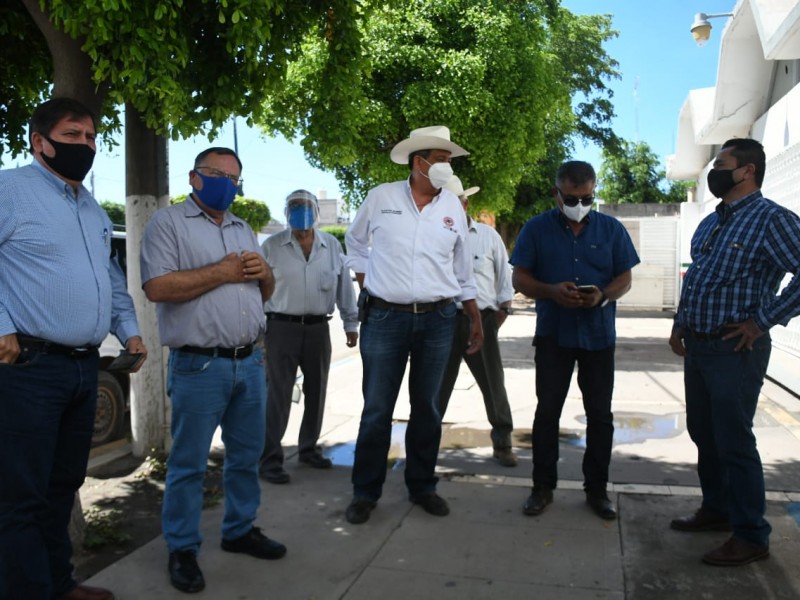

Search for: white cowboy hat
xmin=445 ymin=175 xmax=480 ymax=199
xmin=390 ymin=125 xmax=469 ymax=165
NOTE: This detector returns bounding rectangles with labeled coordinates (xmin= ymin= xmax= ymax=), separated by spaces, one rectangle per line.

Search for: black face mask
xmin=40 ymin=135 xmax=96 ymax=182
xmin=706 ymin=167 xmax=740 ymax=199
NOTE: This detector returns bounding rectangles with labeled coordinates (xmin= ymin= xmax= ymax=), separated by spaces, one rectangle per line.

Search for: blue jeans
xmin=684 ymin=333 xmax=772 ymax=546
xmin=162 ymin=347 xmax=266 ymax=553
xmin=0 ymin=349 xmax=99 ymax=600
xmin=532 ymin=336 xmax=615 ymax=492
xmin=352 ymin=303 xmax=457 ymax=500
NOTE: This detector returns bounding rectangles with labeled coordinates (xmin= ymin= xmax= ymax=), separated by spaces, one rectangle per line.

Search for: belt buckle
xmin=412 ymin=302 xmax=422 ymax=314
xmin=233 ymin=345 xmax=247 ymax=358
xmin=299 ymin=315 xmax=306 ymax=325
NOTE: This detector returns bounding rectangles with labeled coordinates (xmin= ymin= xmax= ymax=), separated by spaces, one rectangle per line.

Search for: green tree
xmin=100 ymin=201 xmax=126 ymax=226
xmin=171 ymin=194 xmax=271 ymax=232
xmin=663 ymin=179 xmax=694 ymax=204
xmin=598 ymin=140 xmax=672 ymax=204
xmin=3 ymin=0 xmax=374 ymax=158
xmin=258 ymin=0 xmax=619 ymax=223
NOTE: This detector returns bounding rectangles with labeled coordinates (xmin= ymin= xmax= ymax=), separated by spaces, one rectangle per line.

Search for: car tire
xmin=94 ymin=370 xmax=126 ymax=446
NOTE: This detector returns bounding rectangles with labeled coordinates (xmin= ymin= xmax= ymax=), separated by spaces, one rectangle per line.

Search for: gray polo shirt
xmin=262 ymin=229 xmax=358 ymax=333
xmin=140 ymin=196 xmax=266 ymax=348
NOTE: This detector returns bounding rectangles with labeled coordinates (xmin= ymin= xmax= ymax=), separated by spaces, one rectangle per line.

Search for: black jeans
xmin=531 ymin=336 xmax=615 ymax=492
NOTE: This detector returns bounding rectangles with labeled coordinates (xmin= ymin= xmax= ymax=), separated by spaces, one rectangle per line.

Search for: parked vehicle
xmin=93 ymin=227 xmax=131 ymax=446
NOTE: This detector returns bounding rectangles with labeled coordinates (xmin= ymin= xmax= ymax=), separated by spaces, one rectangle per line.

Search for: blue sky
xmin=7 ymin=1 xmax=735 ymax=221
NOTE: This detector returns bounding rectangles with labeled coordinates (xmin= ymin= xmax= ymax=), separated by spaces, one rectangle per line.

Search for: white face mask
xmin=561 ymin=202 xmax=593 ymax=222
xmin=421 ymin=159 xmax=453 ymax=189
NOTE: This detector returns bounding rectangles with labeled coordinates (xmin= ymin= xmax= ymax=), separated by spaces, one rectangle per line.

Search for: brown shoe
xmin=492 ymin=447 xmax=518 ymax=467
xmin=59 ymin=584 xmax=115 ymax=600
xmin=702 ymin=536 xmax=769 ymax=566
xmin=670 ymin=507 xmax=730 ymax=532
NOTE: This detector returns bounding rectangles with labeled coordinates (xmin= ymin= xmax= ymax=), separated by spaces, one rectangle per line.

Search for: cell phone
xmin=577 ymin=285 xmax=597 ymax=293
xmin=106 ymin=351 xmax=145 ymax=372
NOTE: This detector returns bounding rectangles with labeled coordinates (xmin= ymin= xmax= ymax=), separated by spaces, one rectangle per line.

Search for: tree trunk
xmin=125 ymin=103 xmax=170 ymax=456
xmin=67 ymin=493 xmax=86 ymax=552
xmin=21 ymin=0 xmax=108 ymax=112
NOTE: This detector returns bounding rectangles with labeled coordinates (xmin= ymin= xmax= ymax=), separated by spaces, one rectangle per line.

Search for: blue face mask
xmin=288 ymin=205 xmax=316 ymax=230
xmin=193 ymin=171 xmax=238 ymax=211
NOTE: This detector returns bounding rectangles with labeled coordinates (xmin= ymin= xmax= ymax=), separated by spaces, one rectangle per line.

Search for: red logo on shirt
xmin=443 ymin=216 xmax=454 ymax=227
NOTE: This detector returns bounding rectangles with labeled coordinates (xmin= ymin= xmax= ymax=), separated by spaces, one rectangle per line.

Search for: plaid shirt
xmin=677 ymin=190 xmax=800 ymax=333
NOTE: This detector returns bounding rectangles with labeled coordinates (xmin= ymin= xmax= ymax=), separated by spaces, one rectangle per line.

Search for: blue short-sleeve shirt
xmin=510 ymin=208 xmax=640 ymax=350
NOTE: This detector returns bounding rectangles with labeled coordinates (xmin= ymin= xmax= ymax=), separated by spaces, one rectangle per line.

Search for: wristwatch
xmin=599 ymin=292 xmax=610 ymax=308
xmin=500 ymin=306 xmax=513 ymax=315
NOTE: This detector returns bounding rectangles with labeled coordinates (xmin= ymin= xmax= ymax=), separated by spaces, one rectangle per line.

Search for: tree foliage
xmin=1 ymin=0 xmax=374 ymax=160
xmin=258 ymin=0 xmax=619 ymax=226
xmin=100 ymin=201 xmax=126 ymax=226
xmin=170 ymin=194 xmax=271 ymax=232
xmin=598 ymin=140 xmax=691 ymax=204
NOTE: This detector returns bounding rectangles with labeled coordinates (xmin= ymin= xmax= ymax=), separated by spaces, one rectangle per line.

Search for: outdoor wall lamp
xmin=690 ymin=12 xmax=734 ymax=46
xmin=690 ymin=13 xmax=733 ymax=47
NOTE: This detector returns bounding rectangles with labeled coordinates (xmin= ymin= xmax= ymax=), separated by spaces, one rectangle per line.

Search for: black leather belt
xmin=179 ymin=344 xmax=254 ymax=359
xmin=266 ymin=313 xmax=331 ymax=325
xmin=17 ymin=335 xmax=99 ymax=358
xmin=686 ymin=329 xmax=725 ymax=341
xmin=369 ymin=296 xmax=453 ymax=314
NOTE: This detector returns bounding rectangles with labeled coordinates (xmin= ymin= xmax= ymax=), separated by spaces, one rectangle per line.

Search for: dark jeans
xmin=439 ymin=309 xmax=513 ymax=448
xmin=352 ymin=302 xmax=456 ymax=501
xmin=262 ymin=320 xmax=331 ymax=472
xmin=684 ymin=333 xmax=772 ymax=546
xmin=532 ymin=336 xmax=615 ymax=492
xmin=0 ymin=349 xmax=99 ymax=600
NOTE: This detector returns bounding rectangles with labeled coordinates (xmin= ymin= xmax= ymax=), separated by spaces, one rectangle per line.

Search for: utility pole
xmin=233 ymin=118 xmax=244 ymax=196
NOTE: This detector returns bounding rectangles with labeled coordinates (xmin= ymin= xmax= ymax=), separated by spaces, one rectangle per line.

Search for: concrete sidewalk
xmin=84 ymin=306 xmax=800 ymax=599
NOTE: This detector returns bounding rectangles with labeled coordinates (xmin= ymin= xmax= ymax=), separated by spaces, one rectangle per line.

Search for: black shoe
xmin=260 ymin=467 xmax=291 ymax=484
xmin=299 ymin=451 xmax=333 ymax=469
xmin=168 ymin=550 xmax=205 ymax=593
xmin=410 ymin=493 xmax=450 ymax=517
xmin=221 ymin=526 xmax=287 ymax=560
xmin=702 ymin=536 xmax=769 ymax=566
xmin=345 ymin=497 xmax=376 ymax=524
xmin=586 ymin=491 xmax=617 ymax=520
xmin=523 ymin=487 xmax=553 ymax=516
xmin=670 ymin=508 xmax=731 ymax=532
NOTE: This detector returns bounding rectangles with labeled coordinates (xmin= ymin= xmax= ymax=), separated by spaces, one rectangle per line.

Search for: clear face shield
xmin=284 ymin=190 xmax=319 ymax=230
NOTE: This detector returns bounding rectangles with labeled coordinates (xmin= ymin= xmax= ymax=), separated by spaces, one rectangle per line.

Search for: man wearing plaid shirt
xmin=669 ymin=138 xmax=800 ymax=567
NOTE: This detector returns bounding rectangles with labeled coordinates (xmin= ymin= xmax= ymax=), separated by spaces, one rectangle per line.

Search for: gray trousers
xmin=439 ymin=309 xmax=514 ymax=448
xmin=261 ymin=319 xmax=331 ymax=471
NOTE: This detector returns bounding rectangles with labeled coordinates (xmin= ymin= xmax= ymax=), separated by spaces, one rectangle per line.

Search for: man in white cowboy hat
xmin=438 ymin=176 xmax=517 ymax=467
xmin=344 ymin=125 xmax=484 ymax=524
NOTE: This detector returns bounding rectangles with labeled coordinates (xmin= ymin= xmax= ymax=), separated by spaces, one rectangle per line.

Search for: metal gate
xmin=616 ymin=217 xmax=680 ymax=310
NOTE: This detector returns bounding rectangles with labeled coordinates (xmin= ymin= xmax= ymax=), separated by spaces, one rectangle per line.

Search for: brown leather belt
xmin=179 ymin=344 xmax=254 ymax=359
xmin=369 ymin=296 xmax=453 ymax=314
xmin=17 ymin=335 xmax=99 ymax=358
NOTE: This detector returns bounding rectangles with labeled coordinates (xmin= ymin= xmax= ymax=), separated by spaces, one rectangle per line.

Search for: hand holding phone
xmin=576 ymin=285 xmax=597 ymax=293
xmin=106 ymin=351 xmax=146 ymax=373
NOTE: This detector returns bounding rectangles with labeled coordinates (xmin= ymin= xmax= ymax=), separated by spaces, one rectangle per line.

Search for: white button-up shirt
xmin=465 ymin=219 xmax=513 ymax=311
xmin=345 ymin=179 xmax=477 ymax=304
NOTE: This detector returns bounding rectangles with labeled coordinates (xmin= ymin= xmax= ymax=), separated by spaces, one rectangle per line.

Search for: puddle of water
xmin=560 ymin=411 xmax=686 ymax=448
xmin=328 ymin=422 xmax=407 ymax=468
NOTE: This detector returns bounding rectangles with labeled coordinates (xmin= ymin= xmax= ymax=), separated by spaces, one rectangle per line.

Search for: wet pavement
xmin=83 ymin=304 xmax=800 ymax=598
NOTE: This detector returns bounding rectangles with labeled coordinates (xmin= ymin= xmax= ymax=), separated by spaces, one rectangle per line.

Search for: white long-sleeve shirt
xmin=465 ymin=219 xmax=513 ymax=311
xmin=345 ymin=179 xmax=477 ymax=304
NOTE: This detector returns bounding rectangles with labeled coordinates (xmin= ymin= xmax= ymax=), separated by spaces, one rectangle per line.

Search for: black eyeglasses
xmin=557 ymin=188 xmax=595 ymax=207
xmin=196 ymin=166 xmax=243 ymax=186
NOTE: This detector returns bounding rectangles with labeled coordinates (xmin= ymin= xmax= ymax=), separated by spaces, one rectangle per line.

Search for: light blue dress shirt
xmin=0 ymin=161 xmax=140 ymax=346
